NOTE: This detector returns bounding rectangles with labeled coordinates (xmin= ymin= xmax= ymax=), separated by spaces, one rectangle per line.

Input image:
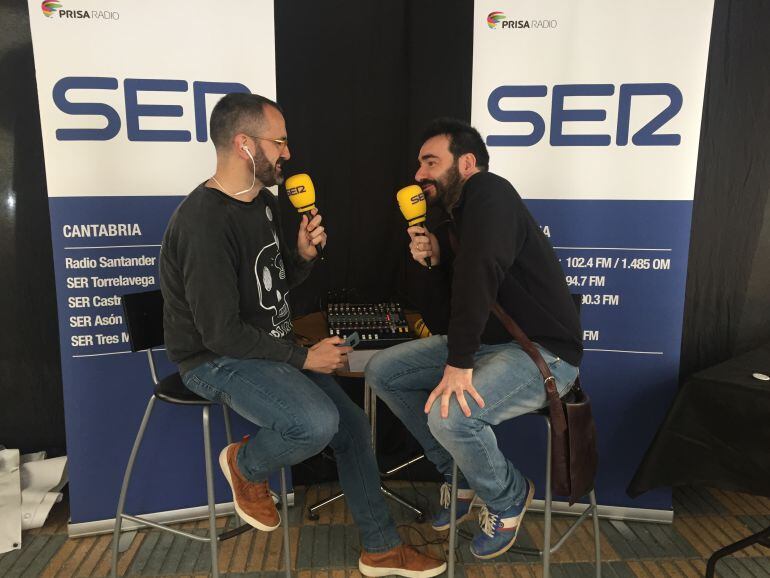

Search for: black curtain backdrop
xmin=273 ymin=0 xmax=473 ymax=313
xmin=0 ymin=1 xmax=65 ymax=455
xmin=680 ymin=0 xmax=770 ymax=378
xmin=1 ymin=0 xmax=768 ymax=466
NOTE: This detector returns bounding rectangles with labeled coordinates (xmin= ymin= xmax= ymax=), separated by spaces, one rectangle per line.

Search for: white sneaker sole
xmin=218 ymin=447 xmax=280 ymax=532
xmin=359 ymin=559 xmax=447 ymax=578
xmin=471 ymin=480 xmax=535 ymax=560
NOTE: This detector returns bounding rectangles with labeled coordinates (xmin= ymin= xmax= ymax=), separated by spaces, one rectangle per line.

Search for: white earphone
xmin=233 ymin=143 xmax=256 ymax=195
xmin=211 ymin=142 xmax=257 ymax=196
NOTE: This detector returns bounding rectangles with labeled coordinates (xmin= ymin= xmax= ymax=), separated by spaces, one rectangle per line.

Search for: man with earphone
xmin=159 ymin=93 xmax=446 ymax=578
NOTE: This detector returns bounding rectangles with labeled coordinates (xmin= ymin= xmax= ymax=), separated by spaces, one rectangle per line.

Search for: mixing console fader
xmin=326 ymin=302 xmax=413 ymax=349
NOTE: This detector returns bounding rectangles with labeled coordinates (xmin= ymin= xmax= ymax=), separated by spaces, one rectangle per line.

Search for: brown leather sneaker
xmin=218 ymin=440 xmax=280 ymax=531
xmin=359 ymin=544 xmax=447 ymax=577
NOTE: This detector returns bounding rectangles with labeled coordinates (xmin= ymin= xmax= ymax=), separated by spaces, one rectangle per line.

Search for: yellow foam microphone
xmin=414 ymin=317 xmax=432 ymax=338
xmin=396 ymin=185 xmax=431 ymax=269
xmin=285 ymin=173 xmax=324 ymax=260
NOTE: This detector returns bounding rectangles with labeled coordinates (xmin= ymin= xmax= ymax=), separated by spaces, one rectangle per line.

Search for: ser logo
xmin=486 ymin=11 xmax=557 ymax=30
xmin=286 ymin=185 xmax=306 ymax=196
xmin=51 ymin=77 xmax=251 ymax=142
xmin=486 ymin=83 xmax=683 ymax=147
xmin=410 ymin=192 xmax=425 ymax=204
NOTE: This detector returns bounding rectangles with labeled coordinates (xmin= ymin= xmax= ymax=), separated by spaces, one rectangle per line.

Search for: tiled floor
xmin=2 ymin=483 xmax=770 ymax=577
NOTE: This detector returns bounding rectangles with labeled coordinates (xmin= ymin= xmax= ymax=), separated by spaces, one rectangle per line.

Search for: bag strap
xmin=446 ymin=230 xmax=567 ymax=425
xmin=488 ymin=302 xmax=557 ymax=394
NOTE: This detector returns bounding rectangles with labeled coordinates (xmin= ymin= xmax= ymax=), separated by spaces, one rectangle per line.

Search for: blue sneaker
xmin=431 ymin=479 xmax=477 ymax=531
xmin=470 ymin=479 xmax=535 ymax=559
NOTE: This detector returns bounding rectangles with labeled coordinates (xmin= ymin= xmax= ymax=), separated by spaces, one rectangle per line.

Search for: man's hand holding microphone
xmin=286 ymin=173 xmax=326 ymax=262
xmin=397 ymin=184 xmax=440 ymax=268
xmin=407 ymin=225 xmax=440 ymax=267
xmin=284 ymin=172 xmax=349 ymax=373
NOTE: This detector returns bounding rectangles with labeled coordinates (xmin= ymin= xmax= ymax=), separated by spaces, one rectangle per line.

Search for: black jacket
xmin=405 ymin=171 xmax=583 ymax=369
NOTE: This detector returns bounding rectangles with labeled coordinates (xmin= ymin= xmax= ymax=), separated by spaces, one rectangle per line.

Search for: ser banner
xmin=28 ymin=0 xmax=277 ymax=526
xmin=472 ymin=1 xmax=714 ymax=512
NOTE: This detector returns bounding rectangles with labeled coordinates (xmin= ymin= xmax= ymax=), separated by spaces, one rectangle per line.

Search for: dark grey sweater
xmin=159 ymin=184 xmax=313 ymax=375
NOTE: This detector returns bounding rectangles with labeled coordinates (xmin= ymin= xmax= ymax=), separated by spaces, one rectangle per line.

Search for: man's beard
xmin=421 ymin=162 xmax=464 ymax=211
xmin=252 ymin=148 xmax=285 ymax=187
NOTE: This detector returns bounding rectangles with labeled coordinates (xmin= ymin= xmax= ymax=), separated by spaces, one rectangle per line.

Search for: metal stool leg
xmin=202 ymin=406 xmax=220 ymax=578
xmin=543 ymin=416 xmax=553 ymax=578
xmin=706 ymin=526 xmax=770 ymax=577
xmin=447 ymin=461 xmax=459 ymax=578
xmin=280 ymin=467 xmax=292 ymax=577
xmin=221 ymin=405 xmax=242 ymax=527
xmin=111 ymin=396 xmax=156 ymax=578
xmin=309 ymin=383 xmax=425 ymax=522
xmin=590 ymin=490 xmax=601 ymax=577
xmin=370 ymin=384 xmax=424 ymax=520
xmin=222 ymin=405 xmax=234 ymax=445
xmin=540 ymin=415 xmax=601 ymax=578
xmin=308 ymin=491 xmax=345 ymax=520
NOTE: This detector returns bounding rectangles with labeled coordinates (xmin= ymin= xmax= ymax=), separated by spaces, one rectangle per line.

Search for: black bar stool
xmin=446 ymin=384 xmax=601 ymax=578
xmin=110 ymin=290 xmax=291 ymax=578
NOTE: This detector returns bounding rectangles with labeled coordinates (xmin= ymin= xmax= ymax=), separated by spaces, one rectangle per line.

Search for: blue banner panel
xmin=494 ymin=199 xmax=693 ymax=510
xmin=50 ymin=196 xmax=284 ymax=523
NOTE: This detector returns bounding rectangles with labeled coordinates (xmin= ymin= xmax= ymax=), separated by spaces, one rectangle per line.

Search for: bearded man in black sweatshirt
xmin=366 ymin=118 xmax=583 ymax=559
xmin=159 ymin=93 xmax=445 ymax=578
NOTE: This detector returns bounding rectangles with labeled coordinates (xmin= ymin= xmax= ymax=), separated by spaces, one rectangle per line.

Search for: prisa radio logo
xmin=486 ymin=11 xmax=506 ymax=28
xmin=41 ymin=1 xmax=120 ymax=20
xmin=486 ymin=11 xmax=557 ymax=30
xmin=41 ymin=1 xmax=61 ymax=17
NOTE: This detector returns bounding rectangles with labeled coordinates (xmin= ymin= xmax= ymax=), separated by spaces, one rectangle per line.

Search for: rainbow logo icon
xmin=41 ymin=1 xmax=62 ymax=17
xmin=487 ymin=11 xmax=506 ymax=28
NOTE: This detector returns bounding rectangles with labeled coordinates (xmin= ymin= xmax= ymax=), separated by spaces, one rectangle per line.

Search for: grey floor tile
xmin=19 ymin=535 xmax=67 ymax=578
xmin=4 ymin=535 xmax=52 ymax=577
xmin=311 ymin=524 xmax=331 ymax=568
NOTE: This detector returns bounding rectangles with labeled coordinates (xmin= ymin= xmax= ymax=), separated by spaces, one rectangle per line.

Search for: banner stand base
xmin=67 ymin=493 xmax=671 ymax=538
xmin=67 ymin=493 xmax=296 ymax=538
xmin=529 ymin=499 xmax=672 ymax=524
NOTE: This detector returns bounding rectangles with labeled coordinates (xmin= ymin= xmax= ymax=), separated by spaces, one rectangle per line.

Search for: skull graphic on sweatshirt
xmin=254 ymin=224 xmax=290 ymax=329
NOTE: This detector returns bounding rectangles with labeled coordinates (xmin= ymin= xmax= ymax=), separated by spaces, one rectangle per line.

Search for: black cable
xmin=396 ymin=524 xmax=447 ymax=548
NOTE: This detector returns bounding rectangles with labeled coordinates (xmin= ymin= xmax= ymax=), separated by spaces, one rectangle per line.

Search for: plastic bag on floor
xmin=20 ymin=452 xmax=67 ymax=530
xmin=0 ymin=449 xmax=22 ymax=554
xmin=0 ymin=447 xmax=67 ymax=553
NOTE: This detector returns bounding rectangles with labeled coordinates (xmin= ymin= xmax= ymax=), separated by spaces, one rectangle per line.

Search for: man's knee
xmin=288 ymin=401 xmax=340 ymax=454
xmin=330 ymin=408 xmax=372 ymax=453
xmin=364 ymin=348 xmax=399 ymax=392
xmin=427 ymin=404 xmax=474 ymax=444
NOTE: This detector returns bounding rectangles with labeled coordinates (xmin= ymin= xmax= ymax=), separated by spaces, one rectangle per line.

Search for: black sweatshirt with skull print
xmin=160 ymin=184 xmax=314 ymax=375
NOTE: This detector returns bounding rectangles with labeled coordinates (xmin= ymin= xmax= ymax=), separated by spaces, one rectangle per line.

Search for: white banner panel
xmin=28 ymin=0 xmax=277 ymax=525
xmin=33 ymin=0 xmax=275 ymax=197
xmin=472 ymin=0 xmax=713 ymax=511
xmin=472 ymin=1 xmax=712 ymax=200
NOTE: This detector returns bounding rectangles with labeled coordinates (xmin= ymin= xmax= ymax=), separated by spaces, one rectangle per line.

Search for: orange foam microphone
xmin=396 ymin=184 xmax=431 ymax=269
xmin=285 ymin=173 xmax=324 ymax=260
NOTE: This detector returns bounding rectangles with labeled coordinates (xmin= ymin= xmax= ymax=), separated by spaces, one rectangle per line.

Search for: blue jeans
xmin=182 ymin=357 xmax=401 ymax=553
xmin=366 ymin=336 xmax=578 ymax=512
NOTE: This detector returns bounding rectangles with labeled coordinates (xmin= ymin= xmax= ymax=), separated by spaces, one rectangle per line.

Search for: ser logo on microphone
xmin=286 ymin=185 xmax=306 ymax=196
xmin=410 ymin=191 xmax=425 ymax=204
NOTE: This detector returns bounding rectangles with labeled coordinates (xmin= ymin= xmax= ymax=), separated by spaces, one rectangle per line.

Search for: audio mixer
xmin=326 ymin=302 xmax=413 ymax=349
